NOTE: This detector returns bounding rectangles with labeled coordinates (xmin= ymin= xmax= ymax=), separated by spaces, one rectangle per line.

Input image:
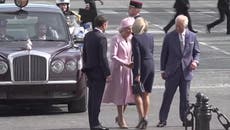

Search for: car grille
xmin=13 ymin=55 xmax=47 ymax=81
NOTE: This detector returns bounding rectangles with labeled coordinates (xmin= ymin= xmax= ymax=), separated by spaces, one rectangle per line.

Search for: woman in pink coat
xmin=102 ymin=17 xmax=135 ymax=128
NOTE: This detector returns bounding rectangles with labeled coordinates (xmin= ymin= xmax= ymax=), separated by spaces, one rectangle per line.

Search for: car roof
xmin=0 ymin=3 xmax=62 ymax=13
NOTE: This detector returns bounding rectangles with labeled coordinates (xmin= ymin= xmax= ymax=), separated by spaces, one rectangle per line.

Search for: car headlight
xmin=0 ymin=61 xmax=8 ymax=74
xmin=66 ymin=60 xmax=77 ymax=71
xmin=51 ymin=60 xmax=64 ymax=73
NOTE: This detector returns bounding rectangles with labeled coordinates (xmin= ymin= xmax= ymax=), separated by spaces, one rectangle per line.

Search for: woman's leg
xmin=116 ymin=105 xmax=128 ymax=128
xmin=142 ymin=92 xmax=150 ymax=119
xmin=135 ymin=94 xmax=144 ymax=119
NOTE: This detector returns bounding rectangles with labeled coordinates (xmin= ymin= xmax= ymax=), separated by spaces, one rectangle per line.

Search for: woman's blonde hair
xmin=132 ymin=17 xmax=148 ymax=34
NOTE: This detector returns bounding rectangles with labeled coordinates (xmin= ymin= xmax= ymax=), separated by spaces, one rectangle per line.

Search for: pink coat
xmin=102 ymin=34 xmax=135 ymax=105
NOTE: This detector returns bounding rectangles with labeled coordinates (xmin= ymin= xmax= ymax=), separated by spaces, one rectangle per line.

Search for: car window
xmin=0 ymin=12 xmax=68 ymax=42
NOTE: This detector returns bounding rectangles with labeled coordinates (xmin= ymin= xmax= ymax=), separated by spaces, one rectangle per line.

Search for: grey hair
xmin=175 ymin=15 xmax=188 ymax=27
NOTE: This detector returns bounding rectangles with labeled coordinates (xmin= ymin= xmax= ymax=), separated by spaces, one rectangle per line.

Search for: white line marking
xmin=140 ymin=9 xmax=150 ymax=14
xmin=99 ymin=10 xmax=118 ymax=14
xmin=154 ymin=84 xmax=230 ymax=89
xmin=200 ymin=42 xmax=230 ymax=55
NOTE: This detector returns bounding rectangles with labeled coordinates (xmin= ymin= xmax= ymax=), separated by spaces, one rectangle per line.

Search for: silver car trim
xmin=0 ymin=80 xmax=77 ymax=85
xmin=8 ymin=50 xmax=51 ymax=82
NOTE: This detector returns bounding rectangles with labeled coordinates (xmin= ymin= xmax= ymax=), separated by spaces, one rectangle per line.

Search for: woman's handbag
xmin=132 ymin=81 xmax=145 ymax=94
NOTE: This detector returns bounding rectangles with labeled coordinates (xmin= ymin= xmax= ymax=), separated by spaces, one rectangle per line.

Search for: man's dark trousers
xmin=159 ymin=66 xmax=191 ymax=122
xmin=207 ymin=2 xmax=230 ymax=34
xmin=86 ymin=69 xmax=106 ymax=128
xmin=164 ymin=10 xmax=195 ymax=33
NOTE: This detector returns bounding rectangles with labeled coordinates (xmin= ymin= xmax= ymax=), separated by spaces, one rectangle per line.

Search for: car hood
xmin=0 ymin=41 xmax=72 ymax=57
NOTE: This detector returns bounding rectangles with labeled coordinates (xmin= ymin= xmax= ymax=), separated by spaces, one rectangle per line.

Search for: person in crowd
xmin=102 ymin=17 xmax=135 ymax=129
xmin=131 ymin=17 xmax=154 ymax=129
xmin=80 ymin=0 xmax=103 ymax=29
xmin=206 ymin=0 xmax=230 ymax=34
xmin=32 ymin=22 xmax=58 ymax=40
xmin=128 ymin=0 xmax=143 ymax=19
xmin=156 ymin=15 xmax=200 ymax=127
xmin=0 ymin=19 xmax=13 ymax=40
xmin=163 ymin=0 xmax=197 ymax=33
xmin=82 ymin=15 xmax=110 ymax=130
xmin=56 ymin=0 xmax=81 ymax=24
xmin=33 ymin=23 xmax=49 ymax=40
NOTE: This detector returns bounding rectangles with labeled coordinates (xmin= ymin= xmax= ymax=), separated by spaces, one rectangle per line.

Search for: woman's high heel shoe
xmin=136 ymin=118 xmax=148 ymax=129
xmin=115 ymin=117 xmax=128 ymax=129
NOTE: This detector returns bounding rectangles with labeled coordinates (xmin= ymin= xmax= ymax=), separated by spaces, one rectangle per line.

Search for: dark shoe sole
xmin=156 ymin=122 xmax=167 ymax=127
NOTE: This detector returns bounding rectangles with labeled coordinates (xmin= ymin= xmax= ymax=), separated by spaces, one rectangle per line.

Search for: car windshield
xmin=0 ymin=12 xmax=68 ymax=42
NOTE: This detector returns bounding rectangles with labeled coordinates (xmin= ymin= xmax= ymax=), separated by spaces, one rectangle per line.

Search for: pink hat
xmin=119 ymin=17 xmax=135 ymax=30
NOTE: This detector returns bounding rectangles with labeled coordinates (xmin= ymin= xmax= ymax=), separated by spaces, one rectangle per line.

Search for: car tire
xmin=68 ymin=73 xmax=87 ymax=113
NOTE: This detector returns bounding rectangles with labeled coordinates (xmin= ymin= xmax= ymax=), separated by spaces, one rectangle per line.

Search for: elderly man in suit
xmin=157 ymin=14 xmax=200 ymax=127
xmin=82 ymin=15 xmax=110 ymax=130
xmin=163 ymin=0 xmax=197 ymax=33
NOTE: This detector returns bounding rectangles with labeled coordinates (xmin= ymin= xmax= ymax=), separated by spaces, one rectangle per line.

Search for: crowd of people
xmin=0 ymin=0 xmax=222 ymax=130
xmin=81 ymin=0 xmax=201 ymax=130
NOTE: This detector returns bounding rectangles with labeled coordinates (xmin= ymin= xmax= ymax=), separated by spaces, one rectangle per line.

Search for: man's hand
xmin=190 ymin=61 xmax=198 ymax=70
xmin=161 ymin=72 xmax=167 ymax=80
xmin=106 ymin=75 xmax=111 ymax=82
xmin=134 ymin=75 xmax=141 ymax=82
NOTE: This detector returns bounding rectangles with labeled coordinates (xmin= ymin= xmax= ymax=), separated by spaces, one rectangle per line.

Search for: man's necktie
xmin=179 ymin=33 xmax=184 ymax=52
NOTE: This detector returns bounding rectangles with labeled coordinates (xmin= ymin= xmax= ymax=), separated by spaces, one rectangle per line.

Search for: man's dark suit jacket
xmin=160 ymin=29 xmax=200 ymax=81
xmin=82 ymin=29 xmax=110 ymax=79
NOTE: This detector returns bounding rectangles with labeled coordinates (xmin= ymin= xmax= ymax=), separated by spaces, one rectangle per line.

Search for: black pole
xmin=194 ymin=92 xmax=204 ymax=130
xmin=198 ymin=95 xmax=212 ymax=130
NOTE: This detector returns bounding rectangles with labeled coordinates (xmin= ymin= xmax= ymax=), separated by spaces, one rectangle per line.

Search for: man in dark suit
xmin=82 ymin=15 xmax=110 ymax=130
xmin=80 ymin=0 xmax=103 ymax=29
xmin=163 ymin=0 xmax=197 ymax=33
xmin=157 ymin=15 xmax=200 ymax=127
xmin=206 ymin=0 xmax=230 ymax=34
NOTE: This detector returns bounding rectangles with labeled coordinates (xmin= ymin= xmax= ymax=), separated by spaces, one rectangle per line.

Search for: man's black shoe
xmin=156 ymin=121 xmax=167 ymax=127
xmin=91 ymin=125 xmax=109 ymax=130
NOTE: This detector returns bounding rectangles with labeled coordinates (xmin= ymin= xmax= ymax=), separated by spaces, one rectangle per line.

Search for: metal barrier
xmin=184 ymin=92 xmax=230 ymax=130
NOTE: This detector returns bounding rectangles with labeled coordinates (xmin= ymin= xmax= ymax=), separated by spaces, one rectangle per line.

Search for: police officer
xmin=56 ymin=0 xmax=81 ymax=25
xmin=56 ymin=0 xmax=82 ymax=36
xmin=206 ymin=0 xmax=230 ymax=34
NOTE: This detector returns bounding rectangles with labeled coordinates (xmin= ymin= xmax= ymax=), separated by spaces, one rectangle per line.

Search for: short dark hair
xmin=94 ymin=15 xmax=107 ymax=28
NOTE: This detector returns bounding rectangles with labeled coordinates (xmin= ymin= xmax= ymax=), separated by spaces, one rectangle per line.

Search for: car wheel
xmin=68 ymin=73 xmax=87 ymax=113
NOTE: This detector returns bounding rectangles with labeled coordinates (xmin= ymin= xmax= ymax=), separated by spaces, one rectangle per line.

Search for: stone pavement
xmin=100 ymin=87 xmax=230 ymax=130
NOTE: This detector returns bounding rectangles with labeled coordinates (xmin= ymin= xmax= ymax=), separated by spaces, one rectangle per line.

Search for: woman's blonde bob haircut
xmin=132 ymin=17 xmax=148 ymax=35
